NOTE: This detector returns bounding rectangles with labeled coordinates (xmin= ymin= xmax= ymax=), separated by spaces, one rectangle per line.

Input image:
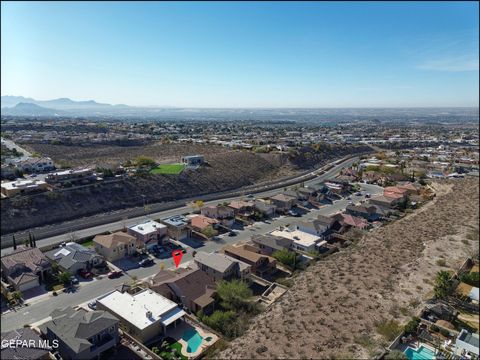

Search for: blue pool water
xmin=182 ymin=328 xmax=203 ymax=353
xmin=404 ymin=346 xmax=436 ymax=360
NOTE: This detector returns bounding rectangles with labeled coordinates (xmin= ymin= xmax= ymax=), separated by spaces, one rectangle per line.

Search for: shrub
xmin=434 ymin=270 xmax=453 ymax=299
xmin=404 ymin=317 xmax=420 ymax=335
xmin=375 ymin=319 xmax=402 ymax=341
xmin=460 ymin=272 xmax=479 ymax=287
xmin=436 ymin=259 xmax=447 ymax=267
xmin=217 ymin=279 xmax=253 ymax=311
xmin=272 ymin=249 xmax=298 ymax=270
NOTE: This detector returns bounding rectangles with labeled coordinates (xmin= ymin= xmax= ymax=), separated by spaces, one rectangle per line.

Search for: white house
xmin=127 ymin=220 xmax=167 ymax=249
xmin=270 ymin=229 xmax=326 ymax=253
xmin=96 ymin=289 xmax=186 ymax=343
xmin=454 ymin=329 xmax=479 ymax=358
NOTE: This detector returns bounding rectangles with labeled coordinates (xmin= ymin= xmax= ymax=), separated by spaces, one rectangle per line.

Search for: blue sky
xmin=1 ymin=1 xmax=478 ymax=107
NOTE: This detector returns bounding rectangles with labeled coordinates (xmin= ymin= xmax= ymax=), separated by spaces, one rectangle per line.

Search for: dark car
xmin=88 ymin=301 xmax=97 ymax=310
xmin=70 ymin=276 xmax=79 ymax=285
xmin=77 ymin=269 xmax=93 ymax=279
xmin=288 ymin=210 xmax=300 ymax=217
xmin=139 ymin=258 xmax=154 ymax=267
xmin=107 ymin=270 xmax=123 ymax=279
xmin=228 ymin=231 xmax=237 ymax=237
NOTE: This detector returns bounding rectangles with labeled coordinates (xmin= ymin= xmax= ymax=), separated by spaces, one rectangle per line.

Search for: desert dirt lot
xmin=217 ymin=178 xmax=479 ymax=359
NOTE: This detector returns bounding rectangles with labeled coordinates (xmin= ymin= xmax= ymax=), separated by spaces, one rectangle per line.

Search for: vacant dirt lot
xmin=218 ymin=178 xmax=479 ymax=359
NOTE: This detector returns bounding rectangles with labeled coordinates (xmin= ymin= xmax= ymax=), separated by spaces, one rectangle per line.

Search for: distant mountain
xmin=1 ymin=96 xmax=36 ymax=108
xmin=1 ymin=102 xmax=65 ymax=116
xmin=1 ymin=96 xmax=117 ymax=110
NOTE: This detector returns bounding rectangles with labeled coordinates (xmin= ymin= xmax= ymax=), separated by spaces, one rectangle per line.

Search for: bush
xmin=404 ymin=317 xmax=420 ymax=335
xmin=216 ymin=279 xmax=253 ymax=310
xmin=135 ymin=156 xmax=156 ymax=167
xmin=375 ymin=319 xmax=402 ymax=341
xmin=272 ymin=249 xmax=298 ymax=270
xmin=460 ymin=272 xmax=479 ymax=287
xmin=434 ymin=270 xmax=453 ymax=299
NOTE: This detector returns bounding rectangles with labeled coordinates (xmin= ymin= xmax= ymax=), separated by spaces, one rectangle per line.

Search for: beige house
xmin=93 ymin=232 xmax=137 ymax=262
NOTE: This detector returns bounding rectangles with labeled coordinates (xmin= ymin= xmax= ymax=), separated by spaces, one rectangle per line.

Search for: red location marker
xmin=172 ymin=250 xmax=184 ymax=268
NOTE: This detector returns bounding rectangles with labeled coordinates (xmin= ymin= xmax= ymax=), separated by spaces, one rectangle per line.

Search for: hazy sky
xmin=1 ymin=1 xmax=478 ymax=107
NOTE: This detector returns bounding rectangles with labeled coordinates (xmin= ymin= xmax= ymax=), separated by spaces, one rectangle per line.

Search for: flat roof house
xmin=1 ymin=179 xmax=48 ymax=197
xmin=45 ymin=242 xmax=104 ymax=273
xmin=181 ymin=155 xmax=204 ymax=167
xmin=1 ymin=246 xmax=51 ymax=292
xmin=93 ymin=232 xmax=137 ymax=262
xmin=454 ymin=329 xmax=479 ymax=358
xmin=127 ymin=220 xmax=167 ymax=249
xmin=160 ymin=215 xmax=191 ymax=241
xmin=96 ymin=289 xmax=186 ymax=343
xmin=150 ymin=267 xmax=216 ymax=315
xmin=271 ymin=229 xmax=326 ymax=253
xmin=194 ymin=251 xmax=251 ymax=282
xmin=39 ymin=307 xmax=119 ymax=360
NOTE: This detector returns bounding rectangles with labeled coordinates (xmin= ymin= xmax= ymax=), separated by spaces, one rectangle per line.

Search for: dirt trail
xmin=217 ymin=178 xmax=479 ymax=359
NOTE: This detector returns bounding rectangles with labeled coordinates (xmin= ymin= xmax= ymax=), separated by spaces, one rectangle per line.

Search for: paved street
xmin=1 ymin=156 xmax=361 ymax=254
xmin=0 ymin=181 xmax=382 ymax=332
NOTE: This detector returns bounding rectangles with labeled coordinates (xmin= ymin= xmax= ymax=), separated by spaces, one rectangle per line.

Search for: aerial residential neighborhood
xmin=1 ymin=1 xmax=479 ymax=360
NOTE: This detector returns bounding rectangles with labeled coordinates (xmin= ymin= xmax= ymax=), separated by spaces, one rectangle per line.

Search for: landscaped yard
xmin=81 ymin=239 xmax=95 ymax=248
xmin=151 ymin=337 xmax=187 ymax=360
xmin=150 ymin=163 xmax=185 ymax=175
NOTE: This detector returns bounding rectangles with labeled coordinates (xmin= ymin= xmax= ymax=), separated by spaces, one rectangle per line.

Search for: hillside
xmin=217 ymin=178 xmax=479 ymax=359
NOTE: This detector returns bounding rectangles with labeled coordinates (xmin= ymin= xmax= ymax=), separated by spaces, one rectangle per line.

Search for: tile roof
xmin=251 ymin=234 xmax=293 ymax=250
xmin=223 ymin=245 xmax=275 ymax=265
xmin=194 ymin=251 xmax=237 ymax=273
xmin=1 ymin=247 xmax=50 ymax=286
xmin=191 ymin=215 xmax=219 ymax=230
xmin=1 ymin=328 xmax=50 ymax=359
xmin=93 ymin=232 xmax=136 ymax=249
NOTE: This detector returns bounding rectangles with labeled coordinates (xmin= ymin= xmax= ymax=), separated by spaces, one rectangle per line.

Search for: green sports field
xmin=149 ymin=163 xmax=185 ymax=175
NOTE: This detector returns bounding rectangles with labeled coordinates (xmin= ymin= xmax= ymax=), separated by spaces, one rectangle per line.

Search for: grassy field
xmin=150 ymin=163 xmax=185 ymax=175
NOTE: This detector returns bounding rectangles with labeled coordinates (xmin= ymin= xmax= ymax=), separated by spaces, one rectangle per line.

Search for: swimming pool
xmin=404 ymin=346 xmax=436 ymax=360
xmin=182 ymin=328 xmax=203 ymax=353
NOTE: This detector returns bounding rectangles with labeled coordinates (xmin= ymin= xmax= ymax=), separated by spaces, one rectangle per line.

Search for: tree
xmin=216 ymin=279 xmax=253 ymax=310
xmin=193 ymin=200 xmax=204 ymax=211
xmin=11 ymin=291 xmax=22 ymax=303
xmin=58 ymin=271 xmax=72 ymax=285
xmin=434 ymin=270 xmax=452 ymax=299
xmin=404 ymin=317 xmax=420 ymax=335
xmin=385 ymin=350 xmax=408 ymax=360
xmin=199 ymin=310 xmax=237 ymax=336
xmin=201 ymin=225 xmax=218 ymax=238
xmin=272 ymin=249 xmax=297 ymax=270
xmin=135 ymin=156 xmax=156 ymax=167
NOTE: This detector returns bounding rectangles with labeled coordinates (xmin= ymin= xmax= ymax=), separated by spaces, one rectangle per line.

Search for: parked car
xmin=88 ymin=301 xmax=97 ymax=310
xmin=365 ymin=193 xmax=371 ymax=198
xmin=70 ymin=276 xmax=79 ymax=285
xmin=355 ymin=192 xmax=361 ymax=196
xmin=77 ymin=269 xmax=93 ymax=279
xmin=347 ymin=196 xmax=352 ymax=200
xmin=228 ymin=231 xmax=237 ymax=237
xmin=246 ymin=194 xmax=255 ymax=199
xmin=107 ymin=270 xmax=123 ymax=279
xmin=139 ymin=258 xmax=154 ymax=267
xmin=288 ymin=210 xmax=300 ymax=217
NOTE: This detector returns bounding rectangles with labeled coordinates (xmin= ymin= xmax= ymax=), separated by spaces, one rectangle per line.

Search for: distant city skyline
xmin=1 ymin=1 xmax=479 ymax=108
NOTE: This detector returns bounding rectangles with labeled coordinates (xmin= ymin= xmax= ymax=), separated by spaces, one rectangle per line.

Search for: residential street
xmin=0 ymin=182 xmax=382 ymax=332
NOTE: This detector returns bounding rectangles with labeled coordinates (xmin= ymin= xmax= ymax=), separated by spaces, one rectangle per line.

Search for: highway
xmin=1 ymin=156 xmax=362 ymax=255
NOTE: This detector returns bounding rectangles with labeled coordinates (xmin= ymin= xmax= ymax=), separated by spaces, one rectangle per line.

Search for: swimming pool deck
xmin=169 ymin=320 xmax=219 ymax=358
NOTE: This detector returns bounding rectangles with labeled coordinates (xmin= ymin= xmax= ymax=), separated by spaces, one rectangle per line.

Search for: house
xmin=324 ymin=178 xmax=351 ymax=193
xmin=39 ymin=307 xmax=119 ymax=360
xmin=15 ymin=157 xmax=55 ymax=173
xmin=1 ymin=164 xmax=16 ymax=180
xmin=383 ymin=186 xmax=408 ymax=200
xmin=345 ymin=204 xmax=380 ymax=222
xmin=190 ymin=215 xmax=220 ymax=233
xmin=269 ymin=193 xmax=297 ymax=213
xmin=93 ymin=232 xmax=137 ymax=262
xmin=253 ymin=200 xmax=276 ymax=218
xmin=295 ymin=215 xmax=338 ymax=240
xmin=194 ymin=251 xmax=251 ymax=282
xmin=1 ymin=247 xmax=51 ymax=292
xmin=127 ymin=220 xmax=167 ymax=249
xmin=1 ymin=328 xmax=51 ymax=360
xmin=1 ymin=179 xmax=48 ymax=197
xmin=201 ymin=205 xmax=235 ymax=227
xmin=454 ymin=329 xmax=479 ymax=359
xmin=160 ymin=215 xmax=191 ymax=241
xmin=228 ymin=200 xmax=254 ymax=219
xmin=96 ymin=289 xmax=185 ymax=343
xmin=333 ymin=213 xmax=369 ymax=230
xmin=223 ymin=245 xmax=276 ymax=277
xmin=397 ymin=182 xmax=421 ymax=195
xmin=251 ymin=234 xmax=294 ymax=256
xmin=149 ymin=267 xmax=216 ymax=315
xmin=45 ymin=168 xmax=96 ymax=186
xmin=45 ymin=242 xmax=104 ymax=273
xmin=181 ymin=155 xmax=204 ymax=167
xmin=270 ymin=228 xmax=326 ymax=253
xmin=369 ymin=195 xmax=399 ymax=209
